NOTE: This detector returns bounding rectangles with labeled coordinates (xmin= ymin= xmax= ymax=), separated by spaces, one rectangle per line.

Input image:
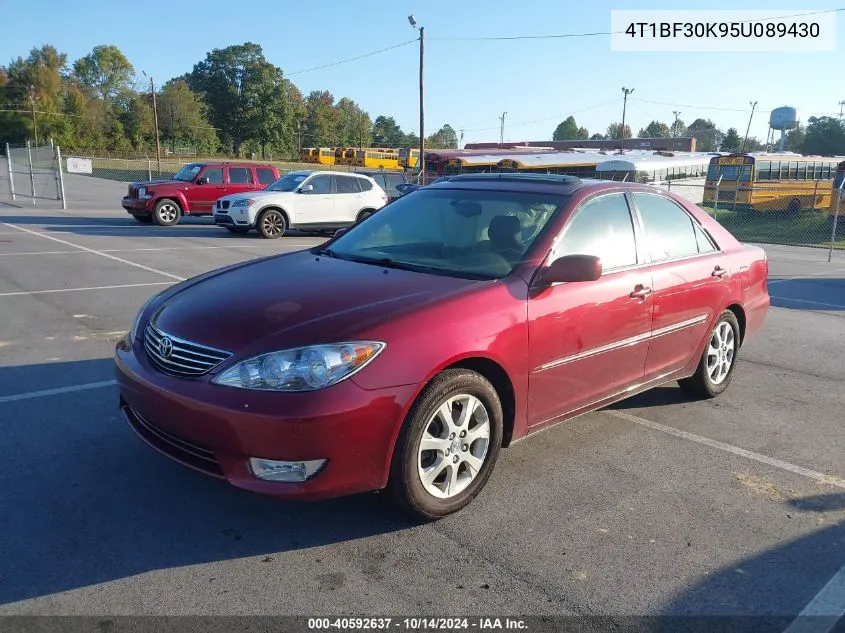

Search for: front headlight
xmin=232 ymin=198 xmax=255 ymax=207
xmin=137 ymin=186 xmax=146 ymax=197
xmin=212 ymin=341 xmax=386 ymax=392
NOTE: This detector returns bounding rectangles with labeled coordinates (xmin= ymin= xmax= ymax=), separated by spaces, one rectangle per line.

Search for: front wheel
xmin=387 ymin=369 xmax=503 ymax=520
xmin=678 ymin=310 xmax=740 ymax=399
xmin=257 ymin=209 xmax=286 ymax=239
xmin=153 ymin=199 xmax=181 ymax=227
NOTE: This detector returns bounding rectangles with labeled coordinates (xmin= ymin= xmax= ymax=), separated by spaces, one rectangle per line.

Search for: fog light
xmin=248 ymin=458 xmax=327 ymax=482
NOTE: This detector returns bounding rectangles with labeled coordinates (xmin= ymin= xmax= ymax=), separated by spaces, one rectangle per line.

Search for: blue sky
xmin=1 ymin=0 xmax=842 ymax=145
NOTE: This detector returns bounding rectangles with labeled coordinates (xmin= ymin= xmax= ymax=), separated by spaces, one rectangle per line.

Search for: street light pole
xmin=620 ymin=87 xmax=634 ymax=153
xmin=409 ymin=15 xmax=425 ymax=183
xmin=672 ymin=110 xmax=681 ymax=151
xmin=499 ymin=112 xmax=507 ymax=146
xmin=741 ymin=100 xmax=758 ymax=154
xmin=143 ymin=71 xmax=162 ymax=176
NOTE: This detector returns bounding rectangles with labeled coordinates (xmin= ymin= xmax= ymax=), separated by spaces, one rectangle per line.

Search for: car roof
xmin=188 ymin=162 xmax=276 ymax=168
xmin=428 ymin=173 xmax=668 ymax=197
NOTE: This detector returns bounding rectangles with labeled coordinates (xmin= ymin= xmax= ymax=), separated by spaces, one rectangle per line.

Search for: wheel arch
xmin=256 ymin=205 xmax=289 ymax=226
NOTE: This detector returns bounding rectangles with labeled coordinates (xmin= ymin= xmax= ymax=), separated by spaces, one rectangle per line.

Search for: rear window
xmin=256 ymin=168 xmax=276 ymax=185
xmin=335 ymin=175 xmax=359 ymax=194
xmin=229 ymin=167 xmax=253 ymax=184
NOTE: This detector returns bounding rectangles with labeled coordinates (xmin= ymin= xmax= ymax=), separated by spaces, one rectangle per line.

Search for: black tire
xmin=153 ymin=199 xmax=181 ymax=227
xmin=678 ymin=310 xmax=741 ymax=399
xmin=387 ymin=369 xmax=503 ymax=521
xmin=356 ymin=209 xmax=375 ymax=223
xmin=225 ymin=226 xmax=250 ymax=234
xmin=256 ymin=208 xmax=286 ymax=239
xmin=133 ymin=215 xmax=153 ymax=224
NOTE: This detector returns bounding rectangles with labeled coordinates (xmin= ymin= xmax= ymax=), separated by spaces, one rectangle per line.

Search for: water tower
xmin=768 ymin=106 xmax=799 ymax=152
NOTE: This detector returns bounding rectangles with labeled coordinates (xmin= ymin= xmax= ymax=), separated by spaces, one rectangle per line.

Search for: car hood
xmin=152 ymin=250 xmax=480 ymax=354
xmin=130 ymin=179 xmax=185 ymax=188
xmin=219 ymin=190 xmax=288 ymax=202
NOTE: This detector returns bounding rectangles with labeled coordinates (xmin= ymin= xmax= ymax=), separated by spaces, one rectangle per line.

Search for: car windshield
xmin=267 ymin=172 xmax=309 ymax=191
xmin=172 ymin=164 xmax=203 ymax=181
xmin=321 ymin=188 xmax=566 ymax=280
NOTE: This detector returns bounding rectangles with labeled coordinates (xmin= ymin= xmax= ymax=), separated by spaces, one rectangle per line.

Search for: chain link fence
xmin=4 ymin=141 xmax=66 ymax=207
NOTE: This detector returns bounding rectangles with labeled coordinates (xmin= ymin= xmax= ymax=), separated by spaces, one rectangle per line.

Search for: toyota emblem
xmin=159 ymin=337 xmax=174 ymax=358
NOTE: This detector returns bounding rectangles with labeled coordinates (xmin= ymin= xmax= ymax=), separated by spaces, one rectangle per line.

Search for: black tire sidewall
xmin=257 ymin=209 xmax=285 ymax=239
xmin=390 ymin=370 xmax=503 ymax=519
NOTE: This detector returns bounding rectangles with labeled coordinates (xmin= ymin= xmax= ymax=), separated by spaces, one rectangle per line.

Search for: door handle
xmin=216 ymin=185 xmax=225 ymax=189
xmin=712 ymin=266 xmax=728 ymax=278
xmin=630 ymin=285 xmax=653 ymax=299
xmin=247 ymin=186 xmax=255 ymax=189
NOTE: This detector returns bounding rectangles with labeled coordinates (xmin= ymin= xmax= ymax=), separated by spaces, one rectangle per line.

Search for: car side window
xmin=228 ymin=167 xmax=253 ymax=184
xmin=334 ymin=175 xmax=358 ymax=194
xmin=633 ymin=193 xmax=702 ymax=261
xmin=201 ymin=167 xmax=223 ymax=184
xmin=551 ymin=193 xmax=638 ymax=271
xmin=256 ymin=168 xmax=276 ymax=185
xmin=358 ymin=178 xmax=373 ymax=191
xmin=306 ymin=175 xmax=332 ymax=194
xmin=693 ymin=221 xmax=718 ymax=254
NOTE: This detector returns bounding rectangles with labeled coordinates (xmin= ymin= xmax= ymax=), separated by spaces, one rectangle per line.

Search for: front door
xmin=629 ymin=191 xmax=731 ymax=380
xmin=187 ymin=165 xmax=224 ymax=212
xmin=528 ymin=192 xmax=653 ymax=428
xmin=294 ymin=174 xmax=334 ymax=226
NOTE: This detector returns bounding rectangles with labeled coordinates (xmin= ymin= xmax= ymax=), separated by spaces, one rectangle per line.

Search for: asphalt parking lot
xmin=1 ymin=199 xmax=844 ymax=625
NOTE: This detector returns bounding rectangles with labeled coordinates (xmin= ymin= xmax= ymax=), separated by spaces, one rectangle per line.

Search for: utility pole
xmin=169 ymin=103 xmax=176 ymax=156
xmin=620 ymin=87 xmax=634 ymax=153
xmin=409 ymin=15 xmax=425 ymax=182
xmin=672 ymin=110 xmax=681 ymax=151
xmin=499 ymin=112 xmax=507 ymax=146
xmin=741 ymin=101 xmax=758 ymax=154
xmin=839 ymin=100 xmax=845 ymax=118
xmin=29 ymin=85 xmax=38 ymax=147
xmin=459 ymin=129 xmax=464 ymax=149
xmin=143 ymin=71 xmax=162 ymax=175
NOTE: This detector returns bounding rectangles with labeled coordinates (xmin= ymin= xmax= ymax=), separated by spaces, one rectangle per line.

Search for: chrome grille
xmin=144 ymin=323 xmax=232 ymax=377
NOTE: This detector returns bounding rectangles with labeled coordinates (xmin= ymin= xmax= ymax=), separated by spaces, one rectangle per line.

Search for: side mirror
xmin=333 ymin=227 xmax=349 ymax=238
xmin=535 ymin=254 xmax=602 ymax=286
xmin=299 ymin=183 xmax=314 ymax=193
xmin=196 ymin=176 xmax=209 ymax=185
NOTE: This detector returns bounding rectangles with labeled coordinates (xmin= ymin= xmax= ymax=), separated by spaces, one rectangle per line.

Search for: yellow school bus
xmin=703 ymin=153 xmax=838 ymax=213
xmin=356 ymin=148 xmax=400 ymax=169
xmin=314 ymin=147 xmax=337 ymax=166
xmin=398 ymin=148 xmax=420 ymax=169
xmin=335 ymin=147 xmax=357 ymax=166
xmin=829 ymin=160 xmax=845 ymax=218
xmin=300 ymin=148 xmax=317 ymax=163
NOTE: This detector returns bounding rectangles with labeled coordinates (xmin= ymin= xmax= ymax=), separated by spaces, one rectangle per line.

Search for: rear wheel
xmin=257 ymin=209 xmax=286 ymax=239
xmin=153 ymin=199 xmax=181 ymax=227
xmin=225 ymin=226 xmax=250 ymax=234
xmin=678 ymin=310 xmax=740 ymax=399
xmin=356 ymin=209 xmax=375 ymax=223
xmin=387 ymin=369 xmax=503 ymax=520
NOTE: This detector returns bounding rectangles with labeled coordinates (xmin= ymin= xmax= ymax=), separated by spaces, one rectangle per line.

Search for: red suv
xmin=122 ymin=162 xmax=281 ymax=226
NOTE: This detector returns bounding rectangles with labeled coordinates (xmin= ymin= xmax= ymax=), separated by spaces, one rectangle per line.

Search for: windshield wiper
xmin=314 ymin=247 xmax=337 ymax=258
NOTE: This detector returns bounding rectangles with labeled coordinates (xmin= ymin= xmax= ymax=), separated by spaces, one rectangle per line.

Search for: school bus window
xmin=707 ymin=164 xmax=718 ymax=180
xmin=756 ymin=161 xmax=770 ymax=180
xmin=797 ymin=163 xmax=807 ymax=179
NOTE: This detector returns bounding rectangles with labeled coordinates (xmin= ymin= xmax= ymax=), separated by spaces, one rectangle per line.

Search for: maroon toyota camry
xmin=115 ymin=173 xmax=769 ymax=519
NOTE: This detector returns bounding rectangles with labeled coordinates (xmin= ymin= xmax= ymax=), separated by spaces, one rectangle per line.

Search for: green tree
xmin=606 ymin=122 xmax=632 ymax=139
xmin=589 ymin=132 xmax=605 ymax=141
xmin=158 ymin=79 xmax=219 ymax=155
xmin=426 ymin=123 xmax=458 ymax=149
xmin=372 ymin=115 xmax=405 ymax=147
xmin=670 ymin=117 xmax=687 ymax=138
xmin=336 ymin=97 xmax=372 ymax=148
xmin=744 ymin=136 xmax=765 ymax=152
xmin=188 ymin=42 xmax=269 ymax=155
xmin=251 ymin=63 xmax=296 ymax=158
xmin=802 ymin=116 xmax=845 ymax=156
xmin=304 ymin=90 xmax=341 ymax=147
xmin=783 ymin=124 xmax=805 ymax=152
xmin=552 ymin=116 xmax=588 ymax=141
xmin=638 ymin=120 xmax=671 ymax=138
xmin=720 ymin=127 xmax=742 ymax=152
xmin=73 ymin=45 xmax=134 ymax=103
xmin=687 ymin=118 xmax=724 ymax=152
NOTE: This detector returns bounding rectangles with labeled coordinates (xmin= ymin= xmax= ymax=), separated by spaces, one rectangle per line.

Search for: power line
xmin=286 ymin=40 xmax=417 ymax=75
xmin=429 ymin=8 xmax=843 ymax=41
xmin=461 ymin=98 xmax=622 ymax=132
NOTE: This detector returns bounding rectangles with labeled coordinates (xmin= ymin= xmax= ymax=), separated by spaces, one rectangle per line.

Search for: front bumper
xmin=114 ymin=339 xmax=417 ymax=500
xmin=122 ymin=197 xmax=152 ymax=214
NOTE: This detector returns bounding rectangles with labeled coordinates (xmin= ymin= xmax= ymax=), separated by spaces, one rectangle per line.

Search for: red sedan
xmin=115 ymin=174 xmax=770 ymax=520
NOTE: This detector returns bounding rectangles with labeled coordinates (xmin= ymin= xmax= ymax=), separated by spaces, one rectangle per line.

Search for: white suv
xmin=213 ymin=170 xmax=388 ymax=239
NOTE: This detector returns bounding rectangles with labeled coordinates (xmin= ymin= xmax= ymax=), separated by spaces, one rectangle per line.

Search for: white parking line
xmin=0 ymin=380 xmax=117 ymax=404
xmin=1 ymin=223 xmax=186 ymax=282
xmin=770 ymin=297 xmax=845 ymax=310
xmin=605 ymin=410 xmax=845 ymax=489
xmin=0 ymin=282 xmax=172 ymax=297
xmin=783 ymin=564 xmax=845 ymax=633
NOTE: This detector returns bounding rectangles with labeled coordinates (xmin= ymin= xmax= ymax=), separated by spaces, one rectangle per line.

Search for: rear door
xmin=226 ymin=165 xmax=257 ymax=198
xmin=187 ymin=165 xmax=225 ymax=212
xmin=255 ymin=167 xmax=277 ymax=190
xmin=332 ymin=174 xmax=364 ymax=222
xmin=629 ymin=191 xmax=730 ymax=380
